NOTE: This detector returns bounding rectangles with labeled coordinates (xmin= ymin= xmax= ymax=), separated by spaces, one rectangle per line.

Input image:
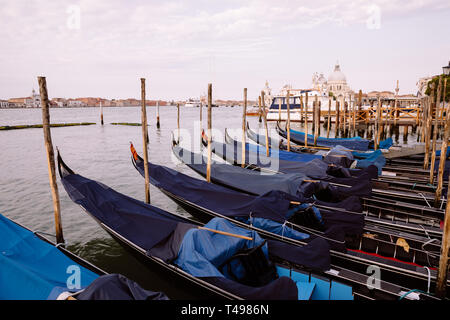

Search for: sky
xmin=0 ymin=0 xmax=449 ymax=100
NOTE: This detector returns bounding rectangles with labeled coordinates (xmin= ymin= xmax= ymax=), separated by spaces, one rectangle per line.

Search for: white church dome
xmin=328 ymin=64 xmax=346 ymax=82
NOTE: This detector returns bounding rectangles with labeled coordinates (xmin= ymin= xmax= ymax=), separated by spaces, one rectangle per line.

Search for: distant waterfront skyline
xmin=0 ymin=0 xmax=449 ymax=101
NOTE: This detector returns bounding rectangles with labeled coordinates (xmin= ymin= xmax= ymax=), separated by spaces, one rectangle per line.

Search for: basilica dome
xmin=328 ymin=64 xmax=346 ymax=83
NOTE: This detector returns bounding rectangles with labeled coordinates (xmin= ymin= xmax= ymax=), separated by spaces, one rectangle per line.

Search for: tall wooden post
xmin=286 ymin=90 xmax=291 ymax=152
xmin=335 ymin=101 xmax=340 ymax=137
xmin=303 ymin=94 xmax=308 ymax=147
xmin=299 ymin=96 xmax=303 ymax=123
xmin=100 ymin=101 xmax=104 ymax=125
xmin=430 ymin=76 xmax=443 ymax=184
xmin=434 ymin=106 xmax=450 ymax=206
xmin=424 ymin=86 xmax=435 ymax=169
xmin=314 ymin=95 xmax=319 ymax=146
xmin=342 ymin=97 xmax=346 ymax=131
xmin=206 ymin=84 xmax=212 ymax=182
xmin=305 ymin=92 xmax=309 ymax=125
xmin=258 ymin=95 xmax=262 ymax=123
xmin=278 ymin=97 xmax=282 ymax=122
xmin=394 ymin=80 xmax=399 ymax=125
xmin=38 ymin=76 xmax=64 ymax=245
xmin=435 ymin=172 xmax=450 ymax=297
xmin=374 ymin=96 xmax=381 ymax=150
xmin=327 ymin=97 xmax=331 ymax=138
xmin=261 ymin=91 xmax=270 ymax=156
xmin=442 ymin=78 xmax=448 ymax=126
xmin=177 ymin=103 xmax=180 ymax=142
xmin=312 ymin=95 xmax=316 ymax=132
xmin=242 ymin=88 xmax=247 ymax=168
xmin=156 ymin=101 xmax=160 ymax=129
xmin=140 ymin=78 xmax=150 ymax=204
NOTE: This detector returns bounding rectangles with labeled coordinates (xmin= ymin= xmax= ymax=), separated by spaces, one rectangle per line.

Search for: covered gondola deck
xmin=59 ymin=151 xmax=435 ymax=301
xmin=129 ymin=142 xmax=449 ymax=297
xmin=212 ymin=129 xmax=446 ymax=223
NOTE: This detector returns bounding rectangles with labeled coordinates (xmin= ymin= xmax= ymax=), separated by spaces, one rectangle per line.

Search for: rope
xmin=423 ymin=266 xmax=431 ymax=293
xmin=398 ymin=289 xmax=427 ymax=300
xmin=440 ymin=196 xmax=445 ymax=210
xmin=418 ymin=193 xmax=432 ymax=208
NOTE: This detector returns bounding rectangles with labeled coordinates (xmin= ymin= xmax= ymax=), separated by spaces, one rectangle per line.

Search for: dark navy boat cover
xmin=60 ymin=160 xmax=331 ymax=300
xmin=60 ymin=172 xmax=194 ymax=255
xmin=132 ymin=146 xmax=364 ymax=250
xmin=206 ymin=137 xmax=377 ymax=189
xmin=170 ymin=146 xmax=364 ymax=241
xmin=77 ymin=274 xmax=169 ymax=300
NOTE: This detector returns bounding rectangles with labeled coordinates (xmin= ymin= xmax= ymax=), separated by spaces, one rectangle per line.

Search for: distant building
xmin=443 ymin=61 xmax=450 ymax=76
xmin=29 ymin=89 xmax=41 ymax=107
xmin=8 ymin=97 xmax=30 ymax=107
xmin=276 ymin=62 xmax=354 ymax=100
xmin=416 ymin=76 xmax=433 ymax=97
xmin=67 ymin=99 xmax=86 ymax=107
xmin=0 ymin=100 xmax=10 ymax=108
xmin=326 ymin=63 xmax=352 ymax=99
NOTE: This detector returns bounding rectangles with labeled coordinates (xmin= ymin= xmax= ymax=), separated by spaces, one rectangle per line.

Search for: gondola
xmin=246 ymin=122 xmax=320 ymax=155
xmin=275 ymin=121 xmax=393 ymax=151
xmin=219 ymin=129 xmax=445 ymax=234
xmin=173 ymin=138 xmax=442 ymax=238
xmin=275 ymin=121 xmax=446 ymax=185
xmin=130 ymin=142 xmax=447 ymax=297
xmin=213 ymin=128 xmax=443 ymax=209
xmin=0 ymin=213 xmax=168 ymax=300
xmin=58 ymin=151 xmax=396 ymax=301
xmin=248 ymin=123 xmax=445 ymax=189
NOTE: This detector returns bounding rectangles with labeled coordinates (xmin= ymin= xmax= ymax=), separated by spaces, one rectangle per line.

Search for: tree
xmin=425 ymin=75 xmax=450 ymax=102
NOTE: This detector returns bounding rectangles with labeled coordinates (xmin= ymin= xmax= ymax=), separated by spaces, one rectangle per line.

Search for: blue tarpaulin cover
xmin=174 ymin=217 xmax=267 ymax=278
xmin=0 ymin=214 xmax=98 ymax=300
xmin=277 ymin=125 xmax=393 ymax=151
xmin=286 ymin=127 xmax=371 ymax=151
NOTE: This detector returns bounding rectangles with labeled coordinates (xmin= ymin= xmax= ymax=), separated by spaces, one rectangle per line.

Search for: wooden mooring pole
xmin=286 ymin=90 xmax=291 ymax=152
xmin=430 ymin=76 xmax=443 ymax=184
xmin=261 ymin=91 xmax=270 ymax=156
xmin=258 ymin=95 xmax=262 ymax=123
xmin=100 ymin=101 xmax=104 ymax=125
xmin=278 ymin=97 xmax=282 ymax=122
xmin=435 ymin=171 xmax=450 ymax=297
xmin=327 ymin=97 xmax=331 ymax=138
xmin=206 ymin=84 xmax=212 ymax=182
xmin=314 ymin=95 xmax=319 ymax=146
xmin=424 ymin=86 xmax=435 ymax=170
xmin=156 ymin=101 xmax=160 ymax=129
xmin=177 ymin=103 xmax=180 ymax=142
xmin=38 ymin=76 xmax=64 ymax=245
xmin=140 ymin=78 xmax=150 ymax=204
xmin=241 ymin=88 xmax=247 ymax=168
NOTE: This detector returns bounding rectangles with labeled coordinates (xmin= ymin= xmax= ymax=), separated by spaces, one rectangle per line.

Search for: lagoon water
xmin=0 ymin=106 xmax=416 ymax=298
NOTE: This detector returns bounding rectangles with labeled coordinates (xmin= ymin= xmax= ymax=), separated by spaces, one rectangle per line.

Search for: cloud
xmin=0 ymin=0 xmax=449 ymax=98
